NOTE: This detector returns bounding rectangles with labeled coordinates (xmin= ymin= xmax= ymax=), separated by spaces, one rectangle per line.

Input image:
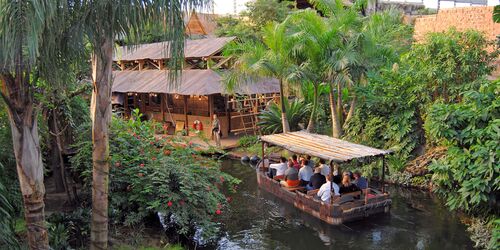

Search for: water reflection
xmin=218 ymin=159 xmax=472 ymax=250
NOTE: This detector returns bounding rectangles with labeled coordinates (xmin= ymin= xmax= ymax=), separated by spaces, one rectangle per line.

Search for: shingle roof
xmin=113 ymin=37 xmax=235 ymax=61
xmin=111 ymin=69 xmax=280 ymax=95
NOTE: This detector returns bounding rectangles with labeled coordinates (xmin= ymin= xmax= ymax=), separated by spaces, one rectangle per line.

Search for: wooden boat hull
xmin=256 ymin=170 xmax=391 ymax=225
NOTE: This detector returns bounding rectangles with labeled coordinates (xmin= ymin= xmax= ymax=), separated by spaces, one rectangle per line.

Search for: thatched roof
xmin=261 ymin=131 xmax=391 ymax=163
xmin=113 ymin=37 xmax=235 ymax=62
xmin=112 ymin=69 xmax=280 ymax=95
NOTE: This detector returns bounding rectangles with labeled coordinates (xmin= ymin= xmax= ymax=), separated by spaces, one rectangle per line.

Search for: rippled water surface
xmin=217 ymin=159 xmax=472 ymax=250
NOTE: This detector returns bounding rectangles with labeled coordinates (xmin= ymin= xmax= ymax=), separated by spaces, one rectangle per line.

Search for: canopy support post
xmin=330 ymin=161 xmax=337 ymax=205
xmin=161 ymin=93 xmax=165 ymax=122
xmin=381 ymin=156 xmax=386 ymax=193
xmin=124 ymin=93 xmax=129 ymax=119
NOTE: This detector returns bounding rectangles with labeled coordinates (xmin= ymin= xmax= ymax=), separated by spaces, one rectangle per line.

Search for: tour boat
xmin=257 ymin=131 xmax=392 ymax=225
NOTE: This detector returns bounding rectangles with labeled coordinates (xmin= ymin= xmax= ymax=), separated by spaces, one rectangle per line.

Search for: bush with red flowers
xmin=70 ymin=110 xmax=240 ymax=238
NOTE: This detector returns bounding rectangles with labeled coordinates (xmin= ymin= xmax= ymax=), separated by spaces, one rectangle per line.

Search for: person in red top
xmin=291 ymin=154 xmax=300 ymax=171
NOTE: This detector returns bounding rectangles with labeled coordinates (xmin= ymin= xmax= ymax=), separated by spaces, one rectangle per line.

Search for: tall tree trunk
xmin=329 ymin=85 xmax=342 ymax=138
xmin=279 ymin=79 xmax=290 ymax=133
xmin=1 ymin=74 xmax=49 ymax=249
xmin=47 ymin=110 xmax=65 ymax=193
xmin=336 ymin=82 xmax=343 ymax=126
xmin=90 ymin=37 xmax=113 ymax=250
xmin=345 ymin=95 xmax=357 ymax=125
xmin=306 ymin=84 xmax=319 ymax=132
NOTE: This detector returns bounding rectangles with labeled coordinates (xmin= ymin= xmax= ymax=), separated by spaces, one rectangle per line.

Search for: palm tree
xmin=307 ymin=0 xmax=410 ymax=137
xmin=70 ymin=1 xmax=209 ymax=248
xmin=225 ymin=21 xmax=297 ymax=133
xmin=283 ymin=9 xmax=340 ymax=132
xmin=0 ymin=1 xmax=72 ymax=248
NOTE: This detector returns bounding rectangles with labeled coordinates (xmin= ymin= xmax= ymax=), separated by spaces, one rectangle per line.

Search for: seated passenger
xmin=318 ymin=159 xmax=330 ymax=177
xmin=280 ymin=161 xmax=300 ymax=188
xmin=317 ymin=175 xmax=340 ymax=203
xmin=306 ymin=155 xmax=315 ymax=169
xmin=353 ymin=171 xmax=368 ymax=190
xmin=306 ymin=167 xmax=326 ymax=191
xmin=298 ymin=159 xmax=313 ymax=186
xmin=339 ymin=174 xmax=360 ymax=194
xmin=268 ymin=157 xmax=287 ymax=180
xmin=291 ymin=154 xmax=300 ymax=171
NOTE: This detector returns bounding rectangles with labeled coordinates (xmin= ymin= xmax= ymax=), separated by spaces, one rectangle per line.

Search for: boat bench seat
xmin=285 ymin=186 xmax=305 ymax=192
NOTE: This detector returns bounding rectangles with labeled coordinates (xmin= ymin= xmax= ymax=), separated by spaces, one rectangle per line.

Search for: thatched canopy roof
xmin=112 ymin=69 xmax=280 ymax=95
xmin=261 ymin=131 xmax=391 ymax=163
xmin=113 ymin=37 xmax=235 ymax=61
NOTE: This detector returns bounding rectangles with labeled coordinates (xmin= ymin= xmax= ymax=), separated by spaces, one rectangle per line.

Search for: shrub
xmin=70 ymin=112 xmax=240 ymax=239
xmin=237 ymin=135 xmax=259 ymax=148
xmin=258 ymin=99 xmax=310 ymax=134
xmin=426 ymin=80 xmax=499 ymax=213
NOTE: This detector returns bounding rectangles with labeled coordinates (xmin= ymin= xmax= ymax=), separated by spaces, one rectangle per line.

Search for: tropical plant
xmin=70 ymin=112 xmax=240 ymax=241
xmin=293 ymin=0 xmax=412 ymax=137
xmin=425 ymin=80 xmax=499 ymax=214
xmin=258 ymin=99 xmax=310 ymax=134
xmin=0 ymin=1 xmax=76 ymax=247
xmin=69 ymin=1 xmax=210 ymax=248
xmin=405 ymin=29 xmax=495 ymax=105
xmin=224 ymin=21 xmax=298 ymax=133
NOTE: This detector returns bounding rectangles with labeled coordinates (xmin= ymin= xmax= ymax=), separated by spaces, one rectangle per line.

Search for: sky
xmin=210 ymin=0 xmax=500 ymax=14
xmin=213 ymin=0 xmax=250 ymax=15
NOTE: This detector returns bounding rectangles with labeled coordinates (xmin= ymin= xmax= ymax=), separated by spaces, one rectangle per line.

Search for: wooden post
xmin=124 ymin=93 xmax=129 ymax=118
xmin=381 ymin=156 xmax=386 ymax=193
xmin=183 ymin=95 xmax=189 ymax=136
xmin=225 ymin=95 xmax=231 ymax=134
xmin=158 ymin=60 xmax=164 ymax=70
xmin=141 ymin=93 xmax=146 ymax=116
xmin=138 ymin=60 xmax=144 ymax=71
xmin=160 ymin=93 xmax=165 ymax=122
xmin=119 ymin=61 xmax=125 ymax=70
xmin=208 ymin=95 xmax=214 ymax=136
xmin=133 ymin=93 xmax=138 ymax=112
xmin=330 ymin=161 xmax=337 ymax=205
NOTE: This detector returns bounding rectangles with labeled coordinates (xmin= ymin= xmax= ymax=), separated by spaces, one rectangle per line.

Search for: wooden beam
xmin=183 ymin=95 xmax=189 ymax=136
xmin=158 ymin=60 xmax=164 ymax=70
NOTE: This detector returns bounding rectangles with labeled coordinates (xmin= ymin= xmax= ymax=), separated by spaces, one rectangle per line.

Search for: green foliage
xmin=215 ymin=0 xmax=294 ymax=40
xmin=405 ymin=29 xmax=495 ymax=106
xmin=47 ymin=208 xmax=91 ymax=249
xmin=258 ymin=99 xmax=310 ymax=134
xmin=344 ymin=68 xmax=422 ymax=167
xmin=70 ymin=112 xmax=240 ymax=239
xmin=237 ymin=135 xmax=259 ymax=148
xmin=214 ymin=16 xmax=257 ymax=41
xmin=494 ymin=5 xmax=500 ymax=23
xmin=425 ymin=80 xmax=499 ymax=213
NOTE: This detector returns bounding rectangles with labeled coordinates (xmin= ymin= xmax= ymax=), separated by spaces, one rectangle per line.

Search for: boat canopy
xmin=260 ymin=131 xmax=391 ymax=163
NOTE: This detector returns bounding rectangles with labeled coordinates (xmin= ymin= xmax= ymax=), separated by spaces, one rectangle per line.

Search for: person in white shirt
xmin=298 ymin=159 xmax=313 ymax=186
xmin=317 ymin=175 xmax=340 ymax=203
xmin=268 ymin=157 xmax=288 ymax=180
xmin=318 ymin=159 xmax=331 ymax=177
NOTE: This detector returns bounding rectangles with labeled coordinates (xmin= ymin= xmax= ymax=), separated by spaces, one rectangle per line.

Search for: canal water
xmin=216 ymin=159 xmax=473 ymax=250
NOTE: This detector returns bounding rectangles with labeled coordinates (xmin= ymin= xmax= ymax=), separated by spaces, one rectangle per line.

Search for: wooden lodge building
xmin=111 ymin=36 xmax=280 ymax=137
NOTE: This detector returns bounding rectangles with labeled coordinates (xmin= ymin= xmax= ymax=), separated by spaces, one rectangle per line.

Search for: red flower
xmin=114 ymin=162 xmax=121 ymax=168
xmin=219 ymin=176 xmax=225 ymax=183
xmin=150 ymin=141 xmax=154 ymax=145
xmin=226 ymin=196 xmax=232 ymax=203
xmin=216 ymin=209 xmax=221 ymax=215
xmin=189 ymin=141 xmax=193 ymax=146
xmin=133 ymin=132 xmax=137 ymax=137
xmin=163 ymin=150 xmax=171 ymax=156
xmin=139 ymin=163 xmax=145 ymax=168
xmin=167 ymin=201 xmax=173 ymax=207
xmin=137 ymin=173 xmax=144 ymax=177
xmin=137 ymin=135 xmax=141 ymax=139
xmin=152 ymin=157 xmax=157 ymax=161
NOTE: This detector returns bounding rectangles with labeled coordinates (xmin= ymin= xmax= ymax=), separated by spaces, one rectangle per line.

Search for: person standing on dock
xmin=211 ymin=114 xmax=221 ymax=147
